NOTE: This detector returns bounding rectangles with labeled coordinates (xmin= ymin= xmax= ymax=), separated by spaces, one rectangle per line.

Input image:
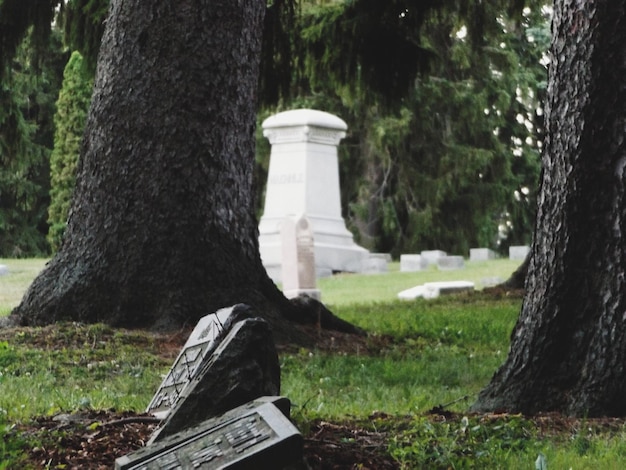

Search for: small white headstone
xmin=437 ymin=256 xmax=465 ymax=270
xmin=400 ymin=254 xmax=427 ymax=272
xmin=469 ymin=248 xmax=496 ymax=261
xmin=281 ymin=215 xmax=321 ymax=300
xmin=421 ymin=250 xmax=447 ymax=265
xmin=509 ymin=245 xmax=530 ymax=260
xmin=360 ymin=256 xmax=388 ymax=274
xmin=0 ymin=265 xmax=8 ymax=276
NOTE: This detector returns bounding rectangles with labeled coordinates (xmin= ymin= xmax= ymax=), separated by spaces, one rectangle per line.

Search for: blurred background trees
xmin=0 ymin=0 xmax=549 ymax=258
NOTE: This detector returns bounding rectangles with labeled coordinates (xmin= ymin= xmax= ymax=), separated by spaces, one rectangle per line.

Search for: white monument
xmin=258 ymin=109 xmax=369 ymax=282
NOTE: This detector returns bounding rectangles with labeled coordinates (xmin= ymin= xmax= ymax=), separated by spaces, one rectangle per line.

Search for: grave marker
xmin=437 ymin=256 xmax=465 ymax=270
xmin=281 ymin=215 xmax=321 ymax=300
xmin=258 ymin=109 xmax=369 ymax=281
xmin=149 ymin=317 xmax=280 ymax=443
xmin=116 ymin=397 xmax=302 ymax=470
xmin=400 ymin=254 xmax=427 ymax=272
xmin=146 ymin=305 xmax=242 ymax=419
xmin=509 ymin=245 xmax=530 ymax=260
xmin=469 ymin=248 xmax=496 ymax=261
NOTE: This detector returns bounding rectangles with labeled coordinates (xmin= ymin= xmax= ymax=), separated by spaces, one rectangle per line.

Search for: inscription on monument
xmin=146 ymin=307 xmax=235 ymax=418
xmin=115 ymin=400 xmax=302 ymax=470
xmin=268 ymin=173 xmax=304 ymax=185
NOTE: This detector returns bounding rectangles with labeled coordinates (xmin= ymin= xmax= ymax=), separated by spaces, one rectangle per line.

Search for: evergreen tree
xmin=47 ymin=51 xmax=93 ymax=252
xmin=264 ymin=1 xmax=548 ymax=256
xmin=0 ymin=29 xmax=66 ymax=256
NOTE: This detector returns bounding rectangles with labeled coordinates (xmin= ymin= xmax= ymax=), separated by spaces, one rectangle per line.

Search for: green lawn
xmin=2 ymin=257 xmax=626 ymax=468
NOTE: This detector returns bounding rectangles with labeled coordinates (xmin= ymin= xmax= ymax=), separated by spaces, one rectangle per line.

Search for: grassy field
xmin=1 ymin=258 xmax=626 ymax=468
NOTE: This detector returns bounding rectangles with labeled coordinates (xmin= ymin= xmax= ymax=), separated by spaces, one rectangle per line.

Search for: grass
xmin=2 ymin=257 xmax=626 ymax=468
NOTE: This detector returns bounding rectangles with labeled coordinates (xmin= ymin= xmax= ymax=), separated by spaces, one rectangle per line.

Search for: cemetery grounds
xmin=1 ymin=259 xmax=626 ymax=468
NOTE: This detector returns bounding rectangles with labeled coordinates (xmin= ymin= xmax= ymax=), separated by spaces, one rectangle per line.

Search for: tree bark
xmin=10 ymin=0 xmax=358 ymax=343
xmin=473 ymin=2 xmax=626 ymax=417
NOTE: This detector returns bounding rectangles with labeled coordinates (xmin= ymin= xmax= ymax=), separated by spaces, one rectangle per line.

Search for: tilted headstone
xmin=149 ymin=316 xmax=281 ymax=443
xmin=470 ymin=248 xmax=496 ymax=261
xmin=437 ymin=256 xmax=465 ymax=270
xmin=258 ymin=109 xmax=369 ymax=282
xmin=146 ymin=305 xmax=248 ymax=419
xmin=115 ymin=397 xmax=302 ymax=470
xmin=281 ymin=215 xmax=321 ymax=300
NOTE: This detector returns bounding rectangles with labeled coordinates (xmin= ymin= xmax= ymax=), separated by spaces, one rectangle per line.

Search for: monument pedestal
xmin=258 ymin=109 xmax=368 ymax=283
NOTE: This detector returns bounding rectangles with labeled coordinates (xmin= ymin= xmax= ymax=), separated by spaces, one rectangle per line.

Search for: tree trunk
xmin=473 ymin=2 xmax=626 ymax=417
xmin=10 ymin=0 xmax=356 ymax=343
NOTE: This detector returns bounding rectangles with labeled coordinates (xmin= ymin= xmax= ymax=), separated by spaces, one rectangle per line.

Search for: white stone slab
xmin=420 ymin=250 xmax=447 ymax=265
xmin=398 ymin=281 xmax=474 ymax=300
xmin=469 ymin=248 xmax=496 ymax=261
xmin=0 ymin=265 xmax=8 ymax=276
xmin=423 ymin=281 xmax=474 ymax=298
xmin=400 ymin=254 xmax=427 ymax=272
xmin=481 ymin=277 xmax=503 ymax=288
xmin=146 ymin=306 xmax=236 ymax=418
xmin=509 ymin=245 xmax=530 ymax=260
xmin=258 ymin=109 xmax=369 ymax=282
xmin=437 ymin=256 xmax=465 ymax=270
xmin=397 ymin=285 xmax=427 ymax=300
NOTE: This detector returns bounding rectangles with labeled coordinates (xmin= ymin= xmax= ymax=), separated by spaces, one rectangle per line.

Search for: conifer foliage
xmin=47 ymin=51 xmax=93 ymax=252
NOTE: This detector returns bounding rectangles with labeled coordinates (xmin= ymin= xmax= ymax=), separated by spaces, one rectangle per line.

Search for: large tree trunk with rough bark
xmin=473 ymin=2 xmax=626 ymax=417
xmin=9 ymin=0 xmax=357 ymax=343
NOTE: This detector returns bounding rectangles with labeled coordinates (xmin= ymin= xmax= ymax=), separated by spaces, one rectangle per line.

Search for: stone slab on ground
xmin=149 ymin=316 xmax=280 ymax=443
xmin=146 ymin=305 xmax=248 ymax=419
xmin=116 ymin=397 xmax=302 ymax=470
xmin=398 ymin=281 xmax=475 ymax=300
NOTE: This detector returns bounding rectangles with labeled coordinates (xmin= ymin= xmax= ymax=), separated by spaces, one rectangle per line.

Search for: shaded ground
xmin=15 ymin=406 xmax=626 ymax=469
xmin=7 ymin=288 xmax=622 ymax=469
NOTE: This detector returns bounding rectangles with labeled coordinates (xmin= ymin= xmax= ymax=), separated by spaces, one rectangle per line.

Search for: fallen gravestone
xmin=149 ymin=315 xmax=281 ymax=443
xmin=115 ymin=397 xmax=302 ymax=470
xmin=398 ymin=281 xmax=475 ymax=300
xmin=146 ymin=305 xmax=247 ymax=419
